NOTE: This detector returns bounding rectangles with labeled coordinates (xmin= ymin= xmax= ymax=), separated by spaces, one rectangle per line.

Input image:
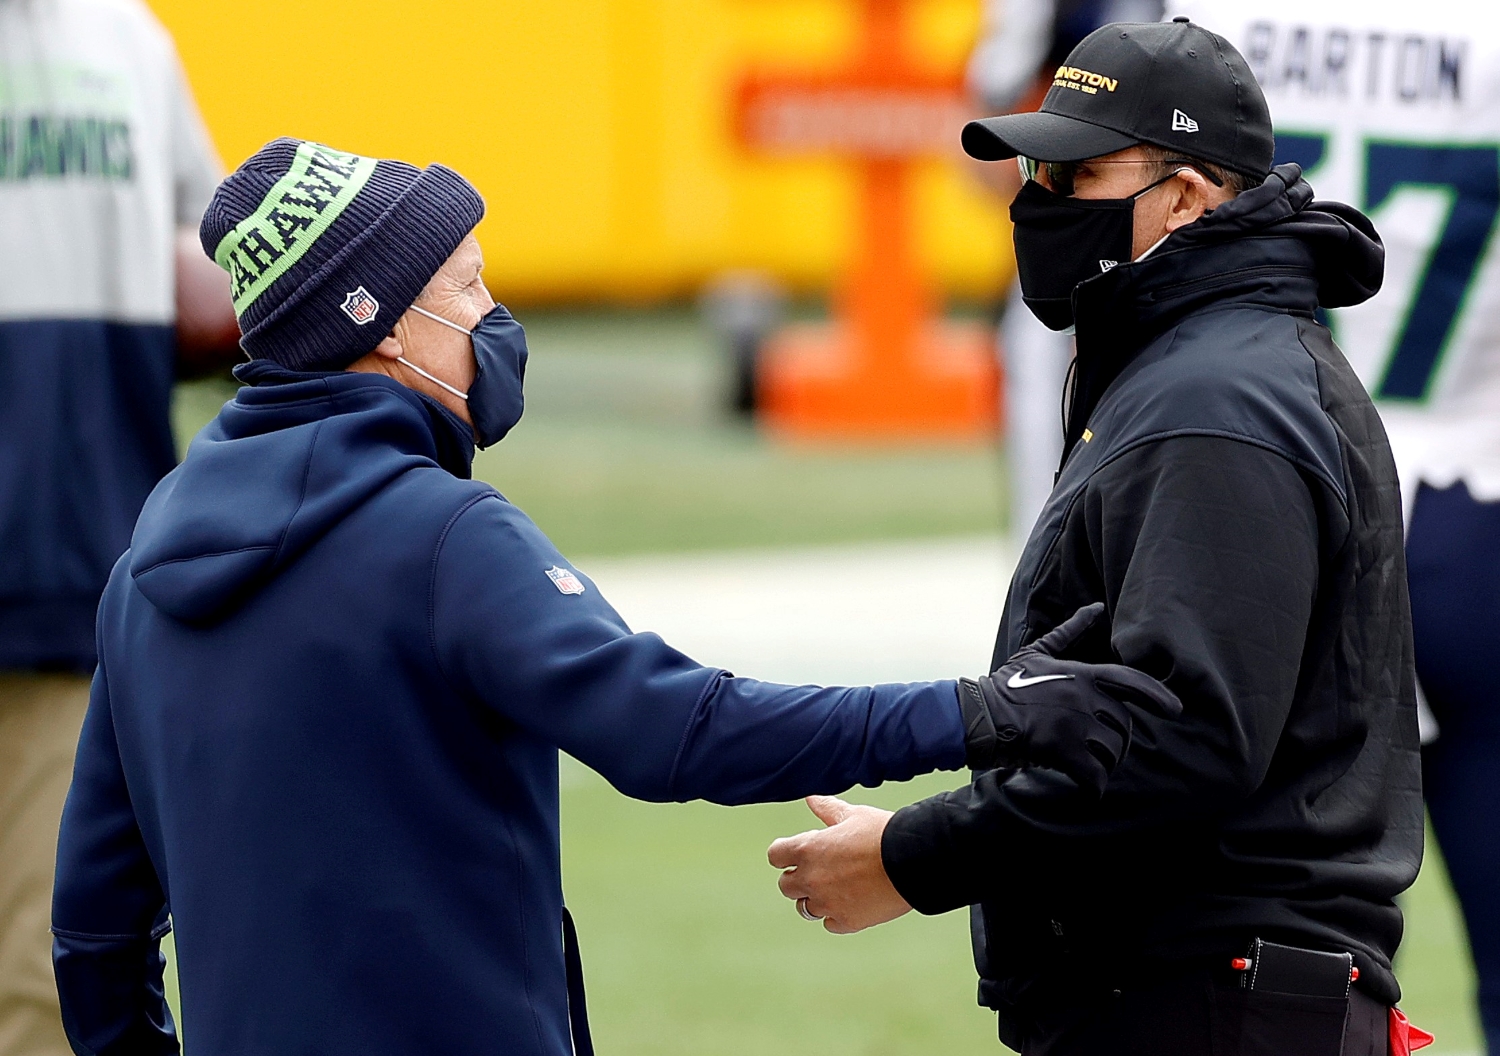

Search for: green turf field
xmin=165 ymin=309 xmax=1484 ymax=1053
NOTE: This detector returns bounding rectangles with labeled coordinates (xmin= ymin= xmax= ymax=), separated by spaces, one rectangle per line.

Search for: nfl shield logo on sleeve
xmin=340 ymin=286 xmax=381 ymax=325
xmin=545 ymin=566 xmax=586 ymax=595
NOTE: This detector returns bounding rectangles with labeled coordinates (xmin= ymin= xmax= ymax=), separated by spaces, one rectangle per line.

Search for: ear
xmin=1163 ymin=168 xmax=1215 ymax=234
xmin=370 ymin=331 xmax=404 ymax=361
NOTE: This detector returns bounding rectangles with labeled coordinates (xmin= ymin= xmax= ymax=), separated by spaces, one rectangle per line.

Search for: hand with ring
xmin=768 ymin=795 xmax=911 ymax=934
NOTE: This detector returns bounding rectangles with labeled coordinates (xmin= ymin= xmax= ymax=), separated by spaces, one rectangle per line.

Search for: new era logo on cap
xmin=1172 ymin=109 xmax=1199 ymax=133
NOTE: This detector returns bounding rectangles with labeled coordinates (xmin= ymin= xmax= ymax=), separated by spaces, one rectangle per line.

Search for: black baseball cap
xmin=962 ymin=18 xmax=1273 ymax=179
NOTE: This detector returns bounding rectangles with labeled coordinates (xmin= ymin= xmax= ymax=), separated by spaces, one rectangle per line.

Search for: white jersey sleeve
xmin=1168 ymin=0 xmax=1500 ymax=507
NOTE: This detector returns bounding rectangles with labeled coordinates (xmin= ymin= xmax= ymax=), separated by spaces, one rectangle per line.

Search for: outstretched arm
xmin=431 ymin=495 xmax=967 ymax=805
xmin=432 ymin=495 xmax=1167 ymax=808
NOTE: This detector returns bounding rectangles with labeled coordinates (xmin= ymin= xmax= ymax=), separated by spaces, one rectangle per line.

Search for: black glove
xmin=958 ymin=602 xmax=1183 ymax=795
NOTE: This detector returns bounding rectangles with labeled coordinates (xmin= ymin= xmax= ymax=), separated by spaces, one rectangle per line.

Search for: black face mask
xmin=1009 ymin=172 xmax=1180 ymax=331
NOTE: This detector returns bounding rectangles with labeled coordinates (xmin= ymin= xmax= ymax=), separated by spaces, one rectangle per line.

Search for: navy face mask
xmin=401 ymin=303 xmax=528 ymax=449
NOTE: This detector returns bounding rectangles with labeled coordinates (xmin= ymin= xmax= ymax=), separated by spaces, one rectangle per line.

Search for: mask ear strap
xmin=1134 ymin=231 xmax=1173 ymax=262
xmin=408 ymin=303 xmax=474 ymax=336
xmin=396 ymin=356 xmax=469 ymax=401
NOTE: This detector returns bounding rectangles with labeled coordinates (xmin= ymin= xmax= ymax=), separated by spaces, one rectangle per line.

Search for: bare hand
xmin=767 ymin=796 xmax=911 ymax=934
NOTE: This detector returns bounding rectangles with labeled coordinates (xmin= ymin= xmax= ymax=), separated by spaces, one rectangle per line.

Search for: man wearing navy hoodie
xmin=48 ymin=138 xmax=1181 ymax=1056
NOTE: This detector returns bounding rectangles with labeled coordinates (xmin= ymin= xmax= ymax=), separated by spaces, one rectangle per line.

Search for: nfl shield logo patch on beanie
xmin=341 ymin=286 xmax=380 ymax=325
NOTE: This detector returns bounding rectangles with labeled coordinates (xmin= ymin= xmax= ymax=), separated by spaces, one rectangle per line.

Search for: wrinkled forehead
xmin=430 ymin=233 xmax=485 ymax=287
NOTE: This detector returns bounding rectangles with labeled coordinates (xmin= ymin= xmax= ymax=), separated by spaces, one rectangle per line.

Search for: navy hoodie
xmin=53 ymin=362 xmax=966 ymax=1056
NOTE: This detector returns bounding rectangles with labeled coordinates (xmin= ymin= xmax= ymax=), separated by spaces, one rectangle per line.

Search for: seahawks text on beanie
xmin=200 ymin=138 xmax=486 ymax=372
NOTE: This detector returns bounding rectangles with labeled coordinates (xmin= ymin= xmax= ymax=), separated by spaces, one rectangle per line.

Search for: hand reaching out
xmin=767 ymin=795 xmax=912 ymax=934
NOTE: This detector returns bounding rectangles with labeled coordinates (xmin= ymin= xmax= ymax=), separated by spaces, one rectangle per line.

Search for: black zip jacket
xmin=881 ymin=165 xmax=1424 ymax=1044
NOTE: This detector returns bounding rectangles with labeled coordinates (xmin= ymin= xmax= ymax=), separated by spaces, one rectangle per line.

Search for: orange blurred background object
xmin=735 ymin=0 xmax=998 ymax=439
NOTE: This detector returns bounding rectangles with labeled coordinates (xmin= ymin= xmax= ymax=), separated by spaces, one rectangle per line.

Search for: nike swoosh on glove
xmin=958 ymin=602 xmax=1183 ymax=796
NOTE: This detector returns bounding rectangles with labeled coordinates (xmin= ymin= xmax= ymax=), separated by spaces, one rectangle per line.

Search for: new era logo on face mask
xmin=1172 ymin=109 xmax=1199 ymax=133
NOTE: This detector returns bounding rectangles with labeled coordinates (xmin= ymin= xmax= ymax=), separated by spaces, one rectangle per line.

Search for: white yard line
xmin=577 ymin=535 xmax=1015 ymax=687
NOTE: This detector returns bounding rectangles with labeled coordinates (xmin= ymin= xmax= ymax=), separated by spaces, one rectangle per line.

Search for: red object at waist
xmin=1390 ymin=1007 xmax=1435 ymax=1055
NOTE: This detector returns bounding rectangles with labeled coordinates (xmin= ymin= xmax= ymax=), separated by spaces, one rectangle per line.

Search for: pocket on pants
xmin=1214 ymin=987 xmax=1350 ymax=1056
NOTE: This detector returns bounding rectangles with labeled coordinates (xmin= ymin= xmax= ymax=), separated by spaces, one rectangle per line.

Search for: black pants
xmin=1017 ymin=972 xmax=1389 ymax=1056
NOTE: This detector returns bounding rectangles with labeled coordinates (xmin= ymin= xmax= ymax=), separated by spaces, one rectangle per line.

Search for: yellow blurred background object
xmin=144 ymin=0 xmax=1012 ymax=305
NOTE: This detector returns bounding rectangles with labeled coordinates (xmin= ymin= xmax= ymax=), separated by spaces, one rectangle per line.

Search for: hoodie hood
xmin=129 ymin=362 xmax=475 ymax=624
xmin=1076 ymin=163 xmax=1385 ymax=335
xmin=1158 ymin=162 xmax=1384 ymax=309
xmin=1061 ymin=163 xmax=1385 ymax=460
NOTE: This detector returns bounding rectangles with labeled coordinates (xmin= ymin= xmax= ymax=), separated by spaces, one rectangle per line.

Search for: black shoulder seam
xmin=1292 ymin=317 xmax=1356 ymax=502
xmin=1091 ymin=429 xmax=1349 ymax=512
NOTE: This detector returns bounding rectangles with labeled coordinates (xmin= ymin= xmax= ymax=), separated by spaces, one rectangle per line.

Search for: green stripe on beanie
xmin=213 ymin=142 xmax=377 ymax=314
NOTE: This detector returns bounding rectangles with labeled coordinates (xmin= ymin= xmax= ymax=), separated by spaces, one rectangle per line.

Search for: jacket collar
xmin=233 ymin=358 xmax=477 ymax=479
xmin=1058 ymin=164 xmax=1384 ymax=464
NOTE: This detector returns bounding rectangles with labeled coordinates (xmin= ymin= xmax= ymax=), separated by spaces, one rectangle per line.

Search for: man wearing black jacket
xmin=769 ymin=18 xmax=1424 ymax=1056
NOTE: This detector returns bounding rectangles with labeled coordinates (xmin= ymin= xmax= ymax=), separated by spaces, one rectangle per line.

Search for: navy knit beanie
xmin=201 ymin=138 xmax=486 ymax=371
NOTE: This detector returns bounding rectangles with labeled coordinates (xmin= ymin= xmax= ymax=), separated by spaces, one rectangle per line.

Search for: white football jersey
xmin=1169 ymin=0 xmax=1500 ymax=509
xmin=0 ymin=0 xmax=220 ymax=325
xmin=0 ymin=0 xmax=221 ymax=670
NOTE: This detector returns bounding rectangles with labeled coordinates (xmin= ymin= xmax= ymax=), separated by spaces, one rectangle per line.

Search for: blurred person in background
xmin=967 ymin=0 xmax=1162 ymax=550
xmin=47 ymin=137 xmax=1181 ymax=1056
xmin=0 ymin=0 xmax=235 ymax=1052
xmin=772 ymin=19 xmax=1425 ymax=1055
xmin=1169 ymin=3 xmax=1500 ymax=1050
